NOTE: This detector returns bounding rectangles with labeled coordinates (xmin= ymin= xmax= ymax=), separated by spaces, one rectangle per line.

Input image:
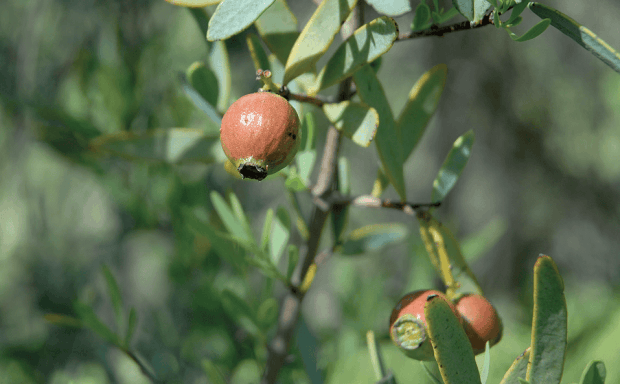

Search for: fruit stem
xmin=257 ymin=69 xmax=281 ymax=93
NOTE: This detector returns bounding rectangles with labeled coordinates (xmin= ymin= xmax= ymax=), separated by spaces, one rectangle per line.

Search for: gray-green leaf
xmin=311 ymin=16 xmax=398 ymax=94
xmin=431 ymin=130 xmax=474 ymax=203
xmin=365 ymin=0 xmax=411 ymax=16
xmin=323 ymin=101 xmax=379 ymax=147
xmin=452 ymin=0 xmax=492 ymax=23
xmin=207 ymin=0 xmax=276 ymax=41
xmin=528 ymin=2 xmax=620 ymax=73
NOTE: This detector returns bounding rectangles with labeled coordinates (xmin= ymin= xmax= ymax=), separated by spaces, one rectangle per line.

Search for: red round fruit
xmin=455 ymin=294 xmax=503 ymax=353
xmin=220 ymin=91 xmax=301 ymax=181
xmin=389 ymin=290 xmax=458 ymax=361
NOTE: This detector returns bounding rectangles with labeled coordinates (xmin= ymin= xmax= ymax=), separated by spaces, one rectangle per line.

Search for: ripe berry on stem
xmin=389 ymin=289 xmax=458 ymax=361
xmin=455 ymin=293 xmax=503 ymax=354
xmin=220 ymin=91 xmax=301 ymax=181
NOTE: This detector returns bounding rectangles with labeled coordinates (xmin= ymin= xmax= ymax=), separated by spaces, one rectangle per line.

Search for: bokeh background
xmin=1 ymin=0 xmax=619 ymax=383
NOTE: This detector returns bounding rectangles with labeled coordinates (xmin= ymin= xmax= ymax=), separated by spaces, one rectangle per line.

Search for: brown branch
xmin=331 ymin=195 xmax=441 ymax=215
xmin=260 ymin=4 xmax=364 ymax=384
xmin=397 ymin=12 xmax=495 ymax=41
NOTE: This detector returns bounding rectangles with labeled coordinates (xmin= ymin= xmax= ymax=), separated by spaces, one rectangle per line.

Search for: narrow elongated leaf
xmin=528 ymin=2 xmax=620 ymax=73
xmin=366 ymin=0 xmax=411 ymax=16
xmin=500 ymin=348 xmax=531 ymax=384
xmin=432 ymin=7 xmax=460 ymax=24
xmin=74 ymin=302 xmax=121 ymax=346
xmin=431 ymin=130 xmax=474 ymax=203
xmin=371 ymin=168 xmax=390 ymax=198
xmin=246 ymin=34 xmax=271 ymax=72
xmin=180 ymin=76 xmax=223 ymax=125
xmin=397 ymin=64 xmax=447 ymax=161
xmin=125 ymin=308 xmax=137 ymax=347
xmin=480 ymin=342 xmax=491 ymax=384
xmin=256 ymin=297 xmax=279 ymax=329
xmin=312 ymin=16 xmax=399 ymax=93
xmin=260 ymin=208 xmax=274 ymax=251
xmin=188 ymin=8 xmax=211 ymax=45
xmin=207 ymin=0 xmax=276 ymax=41
xmin=353 ymin=65 xmax=406 ymax=201
xmin=323 ymin=101 xmax=379 ymax=147
xmin=506 ymin=19 xmax=550 ymax=42
xmin=228 ymin=192 xmax=255 ymax=246
xmin=526 ymin=255 xmax=567 ymax=384
xmin=90 ymin=129 xmax=219 ymax=164
xmin=254 ymin=0 xmax=299 ymax=65
xmin=210 ymin=191 xmax=253 ymax=246
xmin=286 ymin=244 xmax=299 ymax=281
xmin=183 ymin=207 xmax=246 ymax=272
xmin=506 ymin=1 xmax=528 ymax=25
xmin=220 ymin=289 xmax=261 ymax=337
xmin=44 ymin=314 xmax=83 ymax=328
xmin=425 ymin=295 xmax=482 ymax=384
xmin=166 ymin=0 xmax=220 ymax=7
xmin=339 ymin=223 xmax=408 ymax=255
xmin=187 ymin=62 xmax=219 ymax=107
xmin=452 ymin=0 xmax=492 ymax=23
xmin=579 ymin=360 xmax=606 ymax=384
xmin=283 ymin=0 xmax=358 ymax=85
xmin=269 ymin=207 xmax=290 ymax=265
xmin=101 ymin=265 xmax=124 ymax=332
xmin=202 ymin=359 xmax=227 ymax=384
xmin=209 ymin=41 xmax=231 ymax=111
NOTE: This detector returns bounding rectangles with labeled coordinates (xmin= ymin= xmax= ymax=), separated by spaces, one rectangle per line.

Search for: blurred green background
xmin=1 ymin=0 xmax=619 ymax=383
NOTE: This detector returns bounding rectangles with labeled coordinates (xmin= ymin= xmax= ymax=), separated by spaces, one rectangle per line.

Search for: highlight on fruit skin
xmin=219 ymin=91 xmax=301 ymax=181
xmin=389 ymin=289 xmax=458 ymax=361
xmin=454 ymin=293 xmax=503 ymax=354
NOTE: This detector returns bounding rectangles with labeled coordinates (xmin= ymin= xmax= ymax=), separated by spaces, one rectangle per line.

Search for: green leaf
xmin=431 ymin=6 xmax=460 ymax=24
xmin=125 ymin=308 xmax=137 ymax=347
xmin=500 ymin=348 xmax=531 ymax=384
xmin=425 ymin=295 xmax=481 ymax=384
xmin=323 ymin=101 xmax=379 ymax=147
xmin=101 ymin=265 xmax=124 ymax=332
xmin=353 ymin=65 xmax=406 ymax=201
xmin=431 ymin=129 xmax=474 ymax=203
xmin=74 ymin=301 xmax=121 ymax=346
xmin=526 ymin=255 xmax=567 ymax=384
xmin=269 ymin=207 xmax=290 ymax=265
xmin=412 ymin=2 xmax=432 ymax=31
xmin=397 ymin=63 xmax=447 ymax=162
xmin=528 ymin=2 xmax=620 ymax=73
xmin=506 ymin=18 xmax=550 ymax=42
xmin=260 ymin=208 xmax=274 ymax=251
xmin=246 ymin=34 xmax=271 ymax=73
xmin=579 ymin=360 xmax=606 ymax=384
xmin=371 ymin=168 xmax=390 ymax=198
xmin=506 ymin=0 xmax=528 ymax=25
xmin=283 ymin=0 xmax=358 ymax=85
xmin=183 ymin=207 xmax=247 ymax=272
xmin=210 ymin=191 xmax=254 ymax=247
xmin=480 ymin=342 xmax=491 ymax=384
xmin=452 ymin=0 xmax=492 ymax=23
xmin=338 ymin=156 xmax=350 ymax=195
xmin=44 ymin=314 xmax=83 ymax=328
xmin=365 ymin=0 xmax=411 ymax=16
xmin=461 ymin=217 xmax=508 ymax=263
xmin=207 ymin=0 xmax=276 ymax=41
xmin=518 ymin=380 xmax=530 ymax=384
xmin=166 ymin=0 xmax=220 ymax=7
xmin=254 ymin=0 xmax=299 ymax=65
xmin=90 ymin=129 xmax=220 ymax=164
xmin=256 ymin=297 xmax=279 ymax=329
xmin=187 ymin=62 xmax=219 ymax=107
xmin=311 ymin=16 xmax=399 ymax=94
xmin=339 ymin=223 xmax=408 ymax=255
xmin=201 ymin=359 xmax=227 ymax=384
xmin=286 ymin=245 xmax=299 ymax=281
xmin=209 ymin=41 xmax=232 ymax=111
xmin=220 ymin=289 xmax=262 ymax=338
xmin=180 ymin=76 xmax=223 ymax=125
xmin=228 ymin=192 xmax=255 ymax=246
xmin=188 ymin=8 xmax=211 ymax=46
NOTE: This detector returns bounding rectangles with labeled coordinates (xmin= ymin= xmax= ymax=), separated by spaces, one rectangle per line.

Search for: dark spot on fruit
xmin=288 ymin=132 xmax=296 ymax=140
xmin=238 ymin=164 xmax=268 ymax=181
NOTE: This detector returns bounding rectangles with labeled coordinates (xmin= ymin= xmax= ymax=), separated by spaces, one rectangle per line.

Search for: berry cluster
xmin=389 ymin=290 xmax=502 ymax=360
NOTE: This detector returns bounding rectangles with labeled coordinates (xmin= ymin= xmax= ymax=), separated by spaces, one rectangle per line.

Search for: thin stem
xmin=260 ymin=3 xmax=363 ymax=383
xmin=121 ymin=348 xmax=164 ymax=384
xmin=397 ymin=12 xmax=495 ymax=41
xmin=331 ymin=194 xmax=441 ymax=215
